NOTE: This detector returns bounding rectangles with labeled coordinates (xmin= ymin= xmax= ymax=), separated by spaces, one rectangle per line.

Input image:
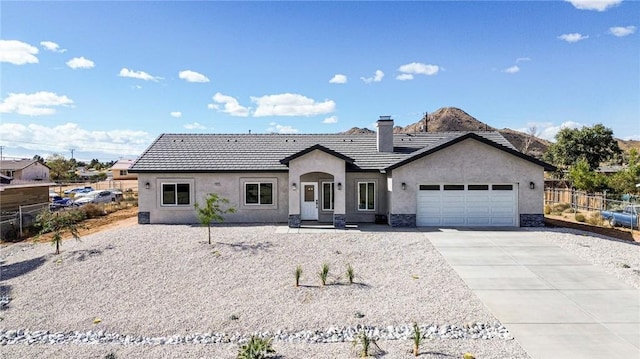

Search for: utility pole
xmin=0 ymin=145 xmax=3 ymax=161
xmin=70 ymin=148 xmax=75 ymax=159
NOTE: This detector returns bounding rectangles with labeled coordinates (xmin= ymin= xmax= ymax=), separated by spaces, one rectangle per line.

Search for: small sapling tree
xmin=36 ymin=209 xmax=83 ymax=255
xmin=194 ymin=193 xmax=236 ymax=245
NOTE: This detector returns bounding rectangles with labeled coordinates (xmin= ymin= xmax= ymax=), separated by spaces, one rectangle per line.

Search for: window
xmin=468 ymin=184 xmax=489 ymax=191
xmin=245 ymin=182 xmax=273 ymax=205
xmin=119 ymin=170 xmax=128 ymax=176
xmin=162 ymin=183 xmax=190 ymax=206
xmin=419 ymin=185 xmax=440 ymax=191
xmin=322 ymin=182 xmax=334 ymax=211
xmin=443 ymin=184 xmax=465 ymax=191
xmin=492 ymin=184 xmax=513 ymax=191
xmin=358 ymin=182 xmax=375 ymax=211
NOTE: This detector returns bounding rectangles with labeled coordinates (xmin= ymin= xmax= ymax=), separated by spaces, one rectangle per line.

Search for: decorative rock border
xmin=0 ymin=322 xmax=512 ymax=346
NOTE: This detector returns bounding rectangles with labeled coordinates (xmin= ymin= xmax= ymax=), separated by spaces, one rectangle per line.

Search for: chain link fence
xmin=0 ymin=202 xmax=49 ymax=241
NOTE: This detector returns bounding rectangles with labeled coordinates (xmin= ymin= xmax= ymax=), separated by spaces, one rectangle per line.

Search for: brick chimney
xmin=376 ymin=116 xmax=394 ymax=152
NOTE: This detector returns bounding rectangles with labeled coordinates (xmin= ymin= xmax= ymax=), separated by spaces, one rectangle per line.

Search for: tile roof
xmin=129 ymin=132 xmax=524 ymax=173
xmin=0 ymin=159 xmax=42 ymax=170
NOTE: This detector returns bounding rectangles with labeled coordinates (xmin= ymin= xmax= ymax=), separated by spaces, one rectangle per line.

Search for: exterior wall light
xmin=145 ymin=182 xmax=150 ymax=190
xmin=337 ymin=182 xmax=342 ymax=190
xmin=292 ymin=183 xmax=297 ymax=191
xmin=401 ymin=182 xmax=407 ymax=190
xmin=529 ymin=182 xmax=535 ymax=190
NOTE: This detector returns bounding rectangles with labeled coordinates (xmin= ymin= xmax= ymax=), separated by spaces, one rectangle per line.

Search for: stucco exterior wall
xmin=345 ymin=172 xmax=388 ymax=223
xmin=390 ymin=139 xmax=544 ymax=217
xmin=137 ymin=172 xmax=289 ymax=224
xmin=18 ymin=163 xmax=50 ymax=181
xmin=288 ymin=150 xmax=346 ymax=216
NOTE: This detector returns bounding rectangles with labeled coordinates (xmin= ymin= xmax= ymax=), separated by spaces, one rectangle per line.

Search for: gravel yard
xmin=1 ymin=223 xmax=638 ymax=358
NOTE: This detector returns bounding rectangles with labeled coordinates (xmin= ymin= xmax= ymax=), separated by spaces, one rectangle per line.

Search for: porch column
xmin=287 ymin=174 xmax=301 ymax=228
xmin=333 ymin=172 xmax=346 ymax=229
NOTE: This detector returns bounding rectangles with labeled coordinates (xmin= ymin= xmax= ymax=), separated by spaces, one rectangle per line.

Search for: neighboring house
xmin=129 ymin=117 xmax=555 ymax=228
xmin=109 ymin=159 xmax=137 ymax=180
xmin=0 ymin=159 xmax=50 ymax=181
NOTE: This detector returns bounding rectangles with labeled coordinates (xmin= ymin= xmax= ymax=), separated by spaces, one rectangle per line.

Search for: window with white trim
xmin=162 ymin=183 xmax=191 ymax=206
xmin=245 ymin=182 xmax=273 ymax=205
xmin=322 ymin=182 xmax=334 ymax=211
xmin=357 ymin=181 xmax=375 ymax=211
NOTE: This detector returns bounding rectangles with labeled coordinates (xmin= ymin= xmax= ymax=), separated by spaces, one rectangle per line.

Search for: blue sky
xmin=1 ymin=0 xmax=638 ymax=161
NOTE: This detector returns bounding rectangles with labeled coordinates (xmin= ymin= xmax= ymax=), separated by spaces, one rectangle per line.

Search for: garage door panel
xmin=417 ymin=184 xmax=517 ymax=227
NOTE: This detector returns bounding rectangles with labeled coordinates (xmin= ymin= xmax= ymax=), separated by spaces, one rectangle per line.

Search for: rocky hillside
xmin=342 ymin=107 xmax=636 ymax=158
xmin=342 ymin=107 xmax=549 ymax=157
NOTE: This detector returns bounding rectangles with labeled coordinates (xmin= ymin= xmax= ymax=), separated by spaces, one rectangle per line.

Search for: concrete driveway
xmin=427 ymin=229 xmax=640 ymax=359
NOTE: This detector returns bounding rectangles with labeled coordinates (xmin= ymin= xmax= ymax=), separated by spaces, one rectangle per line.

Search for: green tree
xmin=194 ymin=193 xmax=236 ymax=245
xmin=568 ymin=158 xmax=608 ymax=193
xmin=607 ymin=148 xmax=640 ymax=194
xmin=36 ymin=210 xmax=84 ymax=255
xmin=46 ymin=154 xmax=75 ymax=181
xmin=32 ymin=154 xmax=45 ymax=164
xmin=544 ymin=124 xmax=622 ymax=171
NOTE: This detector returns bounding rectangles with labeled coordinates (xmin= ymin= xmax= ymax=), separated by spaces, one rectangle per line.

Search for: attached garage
xmin=416 ymin=184 xmax=518 ymax=227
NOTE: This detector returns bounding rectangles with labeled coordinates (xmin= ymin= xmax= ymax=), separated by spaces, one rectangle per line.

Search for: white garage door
xmin=417 ymin=184 xmax=517 ymax=226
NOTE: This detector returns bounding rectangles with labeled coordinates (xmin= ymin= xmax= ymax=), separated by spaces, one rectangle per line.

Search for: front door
xmin=300 ymin=182 xmax=318 ymax=220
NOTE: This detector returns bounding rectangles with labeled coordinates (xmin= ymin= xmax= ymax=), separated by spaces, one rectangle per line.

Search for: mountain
xmin=342 ymin=107 xmax=549 ymax=157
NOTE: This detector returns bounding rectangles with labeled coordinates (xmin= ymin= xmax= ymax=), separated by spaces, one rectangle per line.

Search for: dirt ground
xmin=545 ymin=212 xmax=640 ymax=242
xmin=28 ymin=206 xmax=138 ymax=244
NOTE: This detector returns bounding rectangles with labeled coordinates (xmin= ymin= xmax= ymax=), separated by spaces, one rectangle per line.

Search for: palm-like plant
xmin=346 ymin=263 xmax=355 ymax=284
xmin=36 ymin=209 xmax=83 ymax=255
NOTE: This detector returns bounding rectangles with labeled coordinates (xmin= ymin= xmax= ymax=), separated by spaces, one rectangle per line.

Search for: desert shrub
xmin=79 ymin=203 xmax=106 ymax=218
xmin=353 ymin=330 xmax=382 ymax=358
xmin=318 ymin=263 xmax=330 ymax=286
xmin=237 ymin=336 xmax=275 ymax=359
xmin=346 ymin=263 xmax=355 ymax=285
xmin=544 ymin=205 xmax=551 ymax=215
xmin=586 ymin=212 xmax=605 ymax=226
xmin=563 ymin=208 xmax=578 ymax=214
xmin=574 ymin=213 xmax=586 ymax=222
xmin=552 ymin=203 xmax=571 ymax=213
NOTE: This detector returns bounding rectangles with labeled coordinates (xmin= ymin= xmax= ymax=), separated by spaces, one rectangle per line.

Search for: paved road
xmin=427 ymin=229 xmax=640 ymax=359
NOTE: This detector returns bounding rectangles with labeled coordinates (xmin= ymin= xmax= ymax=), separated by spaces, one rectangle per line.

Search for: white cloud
xmin=323 ymin=116 xmax=338 ymax=124
xmin=184 ymin=122 xmax=205 ymax=130
xmin=118 ymin=68 xmax=162 ymax=81
xmin=360 ymin=70 xmax=384 ymax=84
xmin=0 ymin=92 xmax=74 ymax=116
xmin=0 ymin=122 xmax=153 ymax=157
xmin=515 ymin=57 xmax=531 ymax=63
xmin=609 ymin=26 xmax=636 ymax=37
xmin=267 ymin=122 xmax=299 ymax=134
xmin=519 ymin=121 xmax=585 ymax=141
xmin=0 ymin=40 xmax=39 ymax=65
xmin=503 ymin=65 xmax=520 ymax=74
xmin=66 ymin=56 xmax=95 ymax=69
xmin=251 ymin=93 xmax=335 ymax=117
xmin=397 ymin=62 xmax=440 ymax=79
xmin=565 ymin=0 xmax=622 ymax=11
xmin=170 ymin=111 xmax=182 ymax=118
xmin=329 ymin=74 xmax=347 ymax=84
xmin=178 ymin=70 xmax=210 ymax=83
xmin=209 ymin=93 xmax=250 ymax=117
xmin=623 ymin=134 xmax=640 ymax=141
xmin=396 ymin=73 xmax=414 ymax=81
xmin=40 ymin=41 xmax=66 ymax=53
xmin=558 ymin=33 xmax=589 ymax=43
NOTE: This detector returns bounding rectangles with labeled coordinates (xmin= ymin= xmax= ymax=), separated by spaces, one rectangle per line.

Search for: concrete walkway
xmin=427 ymin=229 xmax=640 ymax=359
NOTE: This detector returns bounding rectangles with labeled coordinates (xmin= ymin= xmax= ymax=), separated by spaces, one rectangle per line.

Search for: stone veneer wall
xmin=333 ymin=214 xmax=346 ymax=229
xmin=390 ymin=214 xmax=416 ymax=227
xmin=520 ymin=214 xmax=544 ymax=227
xmin=138 ymin=212 xmax=150 ymax=224
xmin=288 ymin=214 xmax=301 ymax=228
